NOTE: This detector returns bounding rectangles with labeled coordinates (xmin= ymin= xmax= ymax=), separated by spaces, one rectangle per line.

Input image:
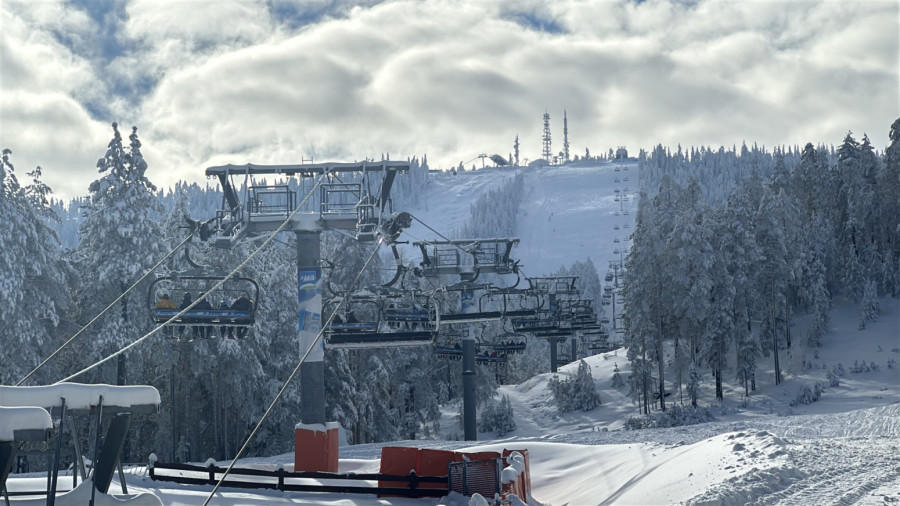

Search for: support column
xmin=297 ymin=231 xmax=325 ymax=425
xmin=550 ymin=337 xmax=559 ymax=373
xmin=461 ymin=287 xmax=477 ymax=441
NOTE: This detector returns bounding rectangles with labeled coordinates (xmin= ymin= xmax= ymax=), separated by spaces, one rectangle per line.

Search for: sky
xmin=1 ymin=0 xmax=898 ymax=201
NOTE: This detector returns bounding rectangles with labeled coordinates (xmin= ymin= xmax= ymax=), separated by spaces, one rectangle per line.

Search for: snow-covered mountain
xmin=398 ymin=160 xmax=637 ymax=278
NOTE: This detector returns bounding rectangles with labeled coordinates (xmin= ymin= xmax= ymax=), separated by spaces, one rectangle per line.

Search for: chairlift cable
xmin=16 ymin=232 xmax=196 ymax=386
xmin=55 ymin=172 xmax=329 ymax=384
xmin=407 ymin=213 xmax=478 ymax=253
xmin=202 ymin=234 xmax=385 ymax=506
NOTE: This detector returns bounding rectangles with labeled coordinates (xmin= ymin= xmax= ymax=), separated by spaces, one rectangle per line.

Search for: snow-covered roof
xmin=0 ymin=383 xmax=160 ymax=413
xmin=0 ymin=406 xmax=52 ymax=441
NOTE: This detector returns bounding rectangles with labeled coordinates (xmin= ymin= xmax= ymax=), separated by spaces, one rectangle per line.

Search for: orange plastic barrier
xmin=378 ymin=446 xmax=530 ymax=500
xmin=294 ymin=423 xmax=339 ymax=472
xmin=378 ymin=446 xmax=425 ymax=490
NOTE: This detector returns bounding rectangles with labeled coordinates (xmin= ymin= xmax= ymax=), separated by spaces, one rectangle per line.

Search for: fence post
xmin=408 ymin=470 xmax=418 ymax=492
xmin=277 ymin=464 xmax=284 ymax=491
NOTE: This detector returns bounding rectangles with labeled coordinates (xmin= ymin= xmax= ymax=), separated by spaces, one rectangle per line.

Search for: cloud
xmin=1 ymin=0 xmax=897 ymax=200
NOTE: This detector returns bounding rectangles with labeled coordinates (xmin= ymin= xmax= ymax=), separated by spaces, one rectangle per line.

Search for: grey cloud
xmin=2 ymin=0 xmax=897 ymax=200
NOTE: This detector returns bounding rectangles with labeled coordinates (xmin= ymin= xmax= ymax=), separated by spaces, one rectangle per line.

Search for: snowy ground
xmin=6 ymin=161 xmax=899 ymax=505
xmin=10 ymin=296 xmax=895 ymax=505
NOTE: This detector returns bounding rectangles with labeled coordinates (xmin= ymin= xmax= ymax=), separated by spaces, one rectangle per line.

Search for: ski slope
xmin=399 ymin=160 xmax=637 ymax=278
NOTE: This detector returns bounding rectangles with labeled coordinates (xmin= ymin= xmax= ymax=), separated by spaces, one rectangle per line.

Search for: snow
xmin=0 ymin=383 xmax=160 ymax=412
xmin=0 ymin=406 xmax=52 ymax=441
xmin=294 ymin=421 xmax=343 ymax=432
xmin=6 ymin=160 xmax=900 ymax=505
xmin=6 ymin=297 xmax=893 ymax=505
xmin=5 ymin=478 xmax=162 ymax=506
xmin=399 ymin=161 xmax=637 ymax=278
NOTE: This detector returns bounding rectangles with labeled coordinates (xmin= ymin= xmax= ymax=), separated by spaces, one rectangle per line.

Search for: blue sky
xmin=1 ymin=0 xmax=897 ymax=200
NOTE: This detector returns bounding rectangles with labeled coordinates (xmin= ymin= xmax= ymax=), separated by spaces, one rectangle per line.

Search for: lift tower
xmin=204 ymin=161 xmax=410 ymax=425
xmin=413 ymin=238 xmax=521 ymax=440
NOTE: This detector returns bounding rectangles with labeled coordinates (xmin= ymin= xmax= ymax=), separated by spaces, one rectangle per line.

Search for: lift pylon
xmin=201 ymin=160 xmax=412 ymax=427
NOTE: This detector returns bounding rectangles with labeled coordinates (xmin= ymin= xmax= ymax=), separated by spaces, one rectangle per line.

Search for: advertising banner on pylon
xmin=298 ymin=267 xmax=324 ymax=361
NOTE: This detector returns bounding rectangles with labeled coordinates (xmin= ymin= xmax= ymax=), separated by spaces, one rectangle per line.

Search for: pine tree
xmin=74 ymin=123 xmax=165 ymax=385
xmin=573 ymin=360 xmax=601 ymax=411
xmin=858 ymin=279 xmax=879 ymax=329
xmin=611 ymin=363 xmax=624 ymax=388
xmin=876 ymin=118 xmax=900 ymax=295
xmin=0 ymin=149 xmax=70 ymax=385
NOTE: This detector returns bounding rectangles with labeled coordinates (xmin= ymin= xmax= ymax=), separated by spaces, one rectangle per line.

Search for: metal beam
xmin=205 ymin=161 xmax=411 ymax=177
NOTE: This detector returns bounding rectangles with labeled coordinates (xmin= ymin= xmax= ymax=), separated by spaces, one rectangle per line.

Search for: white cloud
xmin=2 ymin=0 xmax=897 ymax=200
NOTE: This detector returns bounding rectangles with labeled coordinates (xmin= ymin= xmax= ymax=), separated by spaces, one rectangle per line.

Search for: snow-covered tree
xmin=549 ymin=360 xmax=600 ymax=413
xmin=858 ymin=279 xmax=880 ymax=330
xmin=610 ymin=363 xmax=624 ymax=388
xmin=0 ymin=149 xmax=71 ymax=385
xmin=479 ymin=395 xmax=516 ymax=437
xmin=73 ymin=123 xmax=165 ymax=386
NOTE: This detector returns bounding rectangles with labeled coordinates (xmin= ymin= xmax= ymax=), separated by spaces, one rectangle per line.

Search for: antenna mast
xmin=514 ymin=134 xmax=520 ymax=166
xmin=542 ymin=112 xmax=552 ymax=163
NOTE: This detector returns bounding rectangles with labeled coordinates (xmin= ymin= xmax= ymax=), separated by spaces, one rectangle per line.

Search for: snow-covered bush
xmin=548 ymin=360 xmax=602 ymax=414
xmin=888 ymin=358 xmax=896 ymax=369
xmin=826 ymin=367 xmax=841 ymax=387
xmin=479 ymin=395 xmax=516 ymax=437
xmin=857 ymin=280 xmax=879 ymax=329
xmin=623 ymin=405 xmax=714 ymax=430
xmin=610 ymin=363 xmax=624 ymax=388
xmin=850 ymin=360 xmax=872 ymax=374
xmin=790 ymin=382 xmax=824 ymax=406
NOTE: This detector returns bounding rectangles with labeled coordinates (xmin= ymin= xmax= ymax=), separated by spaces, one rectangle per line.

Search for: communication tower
xmin=542 ymin=112 xmax=552 ymax=162
xmin=514 ymin=134 xmax=520 ymax=166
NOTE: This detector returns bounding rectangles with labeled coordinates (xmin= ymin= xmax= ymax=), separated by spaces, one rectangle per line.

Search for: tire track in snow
xmin=601 ymin=445 xmax=694 ymax=505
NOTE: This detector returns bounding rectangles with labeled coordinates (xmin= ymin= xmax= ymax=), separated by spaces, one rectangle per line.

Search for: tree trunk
xmin=715 ymin=337 xmax=724 ymax=400
xmin=657 ymin=339 xmax=666 ymax=412
xmin=772 ymin=282 xmax=782 ymax=385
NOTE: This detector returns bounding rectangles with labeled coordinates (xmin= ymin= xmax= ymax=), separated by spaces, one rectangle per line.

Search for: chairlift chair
xmin=323 ymin=291 xmax=439 ymax=348
xmin=149 ymin=274 xmax=259 ymax=340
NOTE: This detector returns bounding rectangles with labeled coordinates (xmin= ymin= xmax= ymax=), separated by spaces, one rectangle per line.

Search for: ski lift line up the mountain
xmin=321 ymin=240 xmax=539 ymax=349
xmin=55 ymin=173 xmax=331 ymax=385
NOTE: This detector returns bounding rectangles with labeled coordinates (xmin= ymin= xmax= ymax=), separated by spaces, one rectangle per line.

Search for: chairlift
xmin=323 ymin=291 xmax=439 ymax=348
xmin=149 ymin=274 xmax=259 ymax=340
